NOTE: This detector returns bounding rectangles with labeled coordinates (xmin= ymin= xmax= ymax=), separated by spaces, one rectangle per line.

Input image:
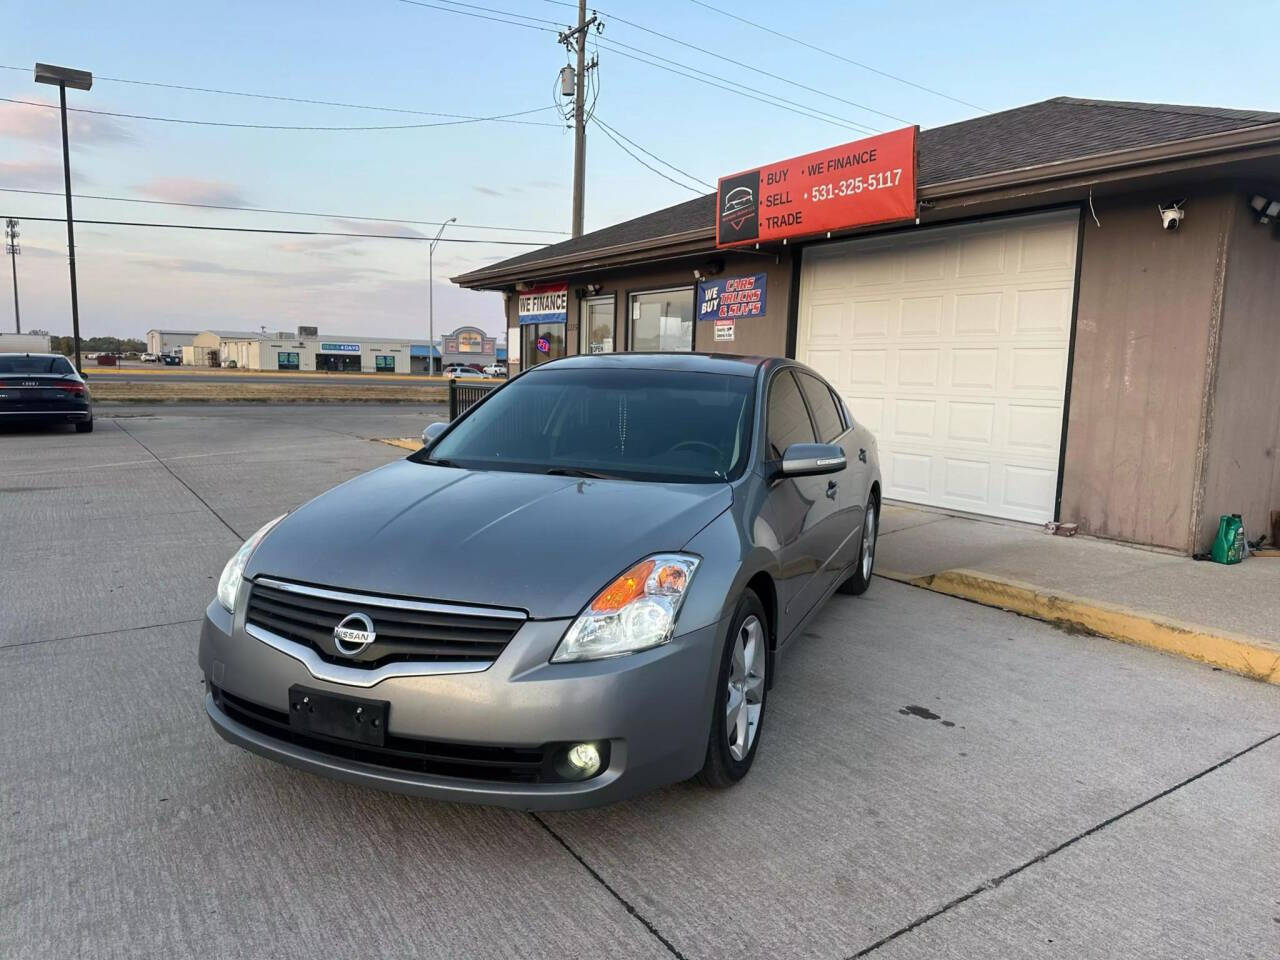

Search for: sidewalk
xmin=876 ymin=503 xmax=1280 ymax=685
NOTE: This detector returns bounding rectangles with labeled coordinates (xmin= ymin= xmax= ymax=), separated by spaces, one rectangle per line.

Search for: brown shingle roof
xmin=458 ymin=96 xmax=1280 ymax=283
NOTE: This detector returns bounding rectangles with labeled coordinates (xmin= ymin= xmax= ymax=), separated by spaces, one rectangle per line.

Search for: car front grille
xmin=245 ymin=578 xmax=524 ymax=670
xmin=210 ymin=684 xmax=555 ymax=783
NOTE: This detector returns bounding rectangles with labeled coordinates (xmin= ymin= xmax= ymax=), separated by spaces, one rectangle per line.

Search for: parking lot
xmin=3 ymin=404 xmax=1278 ymax=960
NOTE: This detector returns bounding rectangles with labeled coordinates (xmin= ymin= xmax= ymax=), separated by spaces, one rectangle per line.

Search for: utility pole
xmin=35 ymin=63 xmax=93 ymax=372
xmin=4 ymin=219 xmax=18 ymax=334
xmin=428 ymin=218 xmax=456 ymax=377
xmin=559 ymin=2 xmax=599 ymax=238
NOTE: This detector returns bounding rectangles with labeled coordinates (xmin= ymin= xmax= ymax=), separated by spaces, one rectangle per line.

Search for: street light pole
xmin=35 ymin=63 xmax=92 ymax=371
xmin=4 ymin=219 xmax=18 ymax=334
xmin=428 ymin=217 xmax=455 ymax=377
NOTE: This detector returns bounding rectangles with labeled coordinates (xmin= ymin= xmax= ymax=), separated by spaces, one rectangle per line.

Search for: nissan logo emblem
xmin=332 ymin=612 xmax=376 ymax=655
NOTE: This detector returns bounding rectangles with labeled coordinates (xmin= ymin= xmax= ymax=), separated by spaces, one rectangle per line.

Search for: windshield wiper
xmin=545 ymin=466 xmax=616 ymax=480
xmin=421 ymin=456 xmax=456 ymax=468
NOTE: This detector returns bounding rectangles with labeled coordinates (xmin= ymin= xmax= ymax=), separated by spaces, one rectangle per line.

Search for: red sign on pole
xmin=716 ymin=126 xmax=917 ymax=249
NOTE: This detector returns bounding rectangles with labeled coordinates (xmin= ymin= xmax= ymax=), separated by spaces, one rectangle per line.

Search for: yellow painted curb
xmin=877 ymin=567 xmax=1280 ymax=685
xmin=375 ymin=437 xmax=421 ymax=451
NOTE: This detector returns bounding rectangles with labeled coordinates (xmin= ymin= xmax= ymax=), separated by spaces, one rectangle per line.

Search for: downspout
xmin=1188 ymin=196 xmax=1237 ymax=553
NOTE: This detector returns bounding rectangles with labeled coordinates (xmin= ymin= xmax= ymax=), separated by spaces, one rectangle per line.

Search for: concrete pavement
xmin=2 ymin=405 xmax=1278 ymax=959
xmin=877 ymin=503 xmax=1280 ymax=684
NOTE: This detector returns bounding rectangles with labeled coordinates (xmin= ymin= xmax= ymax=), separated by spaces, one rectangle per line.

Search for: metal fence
xmin=448 ymin=379 xmax=499 ymax=420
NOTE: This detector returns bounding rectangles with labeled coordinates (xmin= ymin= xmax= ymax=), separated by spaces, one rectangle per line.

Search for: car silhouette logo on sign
xmin=332 ymin=612 xmax=376 ymax=655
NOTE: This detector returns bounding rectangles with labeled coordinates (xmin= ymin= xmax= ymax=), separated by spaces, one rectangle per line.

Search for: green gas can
xmin=1211 ymin=514 xmax=1246 ymax=564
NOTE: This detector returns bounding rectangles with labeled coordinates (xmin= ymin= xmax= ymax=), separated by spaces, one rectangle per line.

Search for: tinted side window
xmin=797 ymin=372 xmax=844 ymax=442
xmin=766 ymin=370 xmax=815 ymax=457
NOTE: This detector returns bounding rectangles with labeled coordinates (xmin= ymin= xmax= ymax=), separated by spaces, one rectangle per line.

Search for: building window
xmin=277 ymin=352 xmax=300 ymax=371
xmin=317 ymin=353 xmax=361 ymax=372
xmin=375 ymin=355 xmax=396 ymax=372
xmin=580 ymin=295 xmax=616 ymax=354
xmin=456 ymin=330 xmax=484 ymax=353
xmin=521 ymin=323 xmax=565 ymax=367
xmin=629 ymin=287 xmax=694 ymax=352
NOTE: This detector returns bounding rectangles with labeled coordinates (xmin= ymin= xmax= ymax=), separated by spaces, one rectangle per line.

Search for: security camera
xmin=1158 ymin=202 xmax=1185 ymax=231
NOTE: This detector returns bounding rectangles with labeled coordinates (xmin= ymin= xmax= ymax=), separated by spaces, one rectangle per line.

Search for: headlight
xmin=551 ymin=553 xmax=699 ymax=663
xmin=216 ymin=515 xmax=286 ymax=613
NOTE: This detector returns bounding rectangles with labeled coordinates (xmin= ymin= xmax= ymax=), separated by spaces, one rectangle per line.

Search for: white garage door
xmin=797 ymin=210 xmax=1079 ymax=523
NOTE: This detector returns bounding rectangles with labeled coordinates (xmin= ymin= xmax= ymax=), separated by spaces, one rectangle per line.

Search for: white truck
xmin=0 ymin=333 xmax=53 ymax=353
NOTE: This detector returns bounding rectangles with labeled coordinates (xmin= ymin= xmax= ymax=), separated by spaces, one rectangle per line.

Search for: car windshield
xmin=423 ymin=366 xmax=756 ymax=483
xmin=0 ymin=355 xmax=75 ymax=375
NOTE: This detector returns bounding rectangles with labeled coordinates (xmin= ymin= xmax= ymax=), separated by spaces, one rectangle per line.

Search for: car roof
xmin=0 ymin=352 xmax=67 ymax=360
xmin=533 ymin=352 xmax=769 ymax=378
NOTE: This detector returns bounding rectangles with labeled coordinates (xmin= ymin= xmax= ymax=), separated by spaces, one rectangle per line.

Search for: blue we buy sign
xmin=697 ymin=273 xmax=767 ymax=320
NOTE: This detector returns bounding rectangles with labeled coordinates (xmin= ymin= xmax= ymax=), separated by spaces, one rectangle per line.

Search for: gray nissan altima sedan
xmin=200 ymin=353 xmax=881 ymax=809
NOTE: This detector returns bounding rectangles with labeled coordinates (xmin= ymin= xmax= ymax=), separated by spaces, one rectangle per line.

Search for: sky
xmin=2 ymin=0 xmax=1277 ymax=342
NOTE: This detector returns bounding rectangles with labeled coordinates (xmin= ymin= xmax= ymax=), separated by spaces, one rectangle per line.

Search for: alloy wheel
xmin=861 ymin=502 xmax=877 ymax=581
xmin=726 ymin=615 xmax=766 ymax=761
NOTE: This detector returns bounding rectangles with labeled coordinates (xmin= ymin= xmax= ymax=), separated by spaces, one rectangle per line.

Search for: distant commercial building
xmin=187 ymin=329 xmax=416 ymax=372
xmin=179 ymin=325 xmax=505 ymax=374
xmin=144 ymin=329 xmax=198 ymax=356
xmin=409 ymin=325 xmax=505 ymax=373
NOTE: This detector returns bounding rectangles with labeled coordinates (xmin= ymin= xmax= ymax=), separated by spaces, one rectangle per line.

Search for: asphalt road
xmin=3 ymin=405 xmax=1278 ymax=960
xmin=88 ymin=365 xmax=496 ymax=386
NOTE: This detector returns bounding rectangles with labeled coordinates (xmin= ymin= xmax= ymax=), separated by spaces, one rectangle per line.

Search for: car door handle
xmin=858 ymin=448 xmax=867 ymax=463
xmin=826 ymin=480 xmax=838 ymax=499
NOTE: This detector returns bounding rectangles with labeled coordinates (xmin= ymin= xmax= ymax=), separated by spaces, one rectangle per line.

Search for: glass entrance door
xmin=580 ymin=296 xmax=616 ymax=355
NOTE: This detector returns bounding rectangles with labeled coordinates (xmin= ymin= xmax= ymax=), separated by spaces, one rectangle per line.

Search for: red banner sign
xmin=716 ymin=127 xmax=917 ymax=248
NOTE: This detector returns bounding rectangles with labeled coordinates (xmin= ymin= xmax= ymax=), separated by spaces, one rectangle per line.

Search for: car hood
xmin=245 ymin=460 xmax=732 ymax=619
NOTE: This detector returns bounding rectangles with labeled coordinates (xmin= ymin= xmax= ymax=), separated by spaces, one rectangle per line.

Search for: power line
xmin=683 ymin=0 xmax=986 ymax=112
xmin=0 ymin=63 xmax=564 ymax=126
xmin=0 ymin=187 xmax=569 ymax=235
xmin=594 ymin=40 xmax=874 ymax=133
xmin=0 ymin=96 xmax=556 ymax=131
xmin=391 ymin=0 xmax=873 ymax=132
xmin=393 ymin=0 xmax=559 ymax=32
xmin=542 ymin=1 xmax=907 ymax=126
xmin=2 ymin=214 xmax=546 ymax=244
xmin=590 ymin=118 xmax=702 ymax=195
xmin=420 ymin=0 xmax=565 ymax=27
xmin=592 ymin=117 xmax=713 ymax=190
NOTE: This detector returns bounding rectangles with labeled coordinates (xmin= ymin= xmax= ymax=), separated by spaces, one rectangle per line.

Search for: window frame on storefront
xmin=626 ymin=283 xmax=696 ymax=353
xmin=521 ymin=321 xmax=567 ymax=367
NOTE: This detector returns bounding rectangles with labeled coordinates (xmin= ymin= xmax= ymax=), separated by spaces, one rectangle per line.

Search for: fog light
xmin=554 ymin=741 xmax=604 ymax=781
xmin=567 ymin=742 xmax=601 ymax=775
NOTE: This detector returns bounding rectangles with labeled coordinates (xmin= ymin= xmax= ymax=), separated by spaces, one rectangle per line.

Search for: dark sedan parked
xmin=200 ymin=354 xmax=880 ymax=809
xmin=0 ymin=353 xmax=93 ymax=432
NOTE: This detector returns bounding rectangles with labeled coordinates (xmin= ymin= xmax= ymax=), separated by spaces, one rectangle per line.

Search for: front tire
xmin=838 ymin=493 xmax=878 ymax=595
xmin=697 ymin=590 xmax=768 ymax=788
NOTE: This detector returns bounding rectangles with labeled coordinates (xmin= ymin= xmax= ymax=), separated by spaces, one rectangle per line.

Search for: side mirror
xmin=776 ymin=442 xmax=846 ymax=478
xmin=421 ymin=420 xmax=447 ymax=448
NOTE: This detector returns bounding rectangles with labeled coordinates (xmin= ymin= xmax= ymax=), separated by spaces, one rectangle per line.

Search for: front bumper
xmin=199 ymin=596 xmax=723 ymax=810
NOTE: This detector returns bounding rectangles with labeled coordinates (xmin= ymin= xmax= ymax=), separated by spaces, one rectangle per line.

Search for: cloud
xmin=276 ymin=235 xmax=366 ymax=254
xmin=131 ymin=254 xmax=389 ymax=287
xmin=328 ymin=218 xmax=428 ymax=240
xmin=472 ymin=185 xmax=504 ymax=197
xmin=0 ymin=160 xmax=68 ymax=189
xmin=0 ymin=97 xmax=133 ymax=145
xmin=136 ymin=177 xmax=249 ymax=207
xmin=142 ymin=256 xmax=270 ymax=278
